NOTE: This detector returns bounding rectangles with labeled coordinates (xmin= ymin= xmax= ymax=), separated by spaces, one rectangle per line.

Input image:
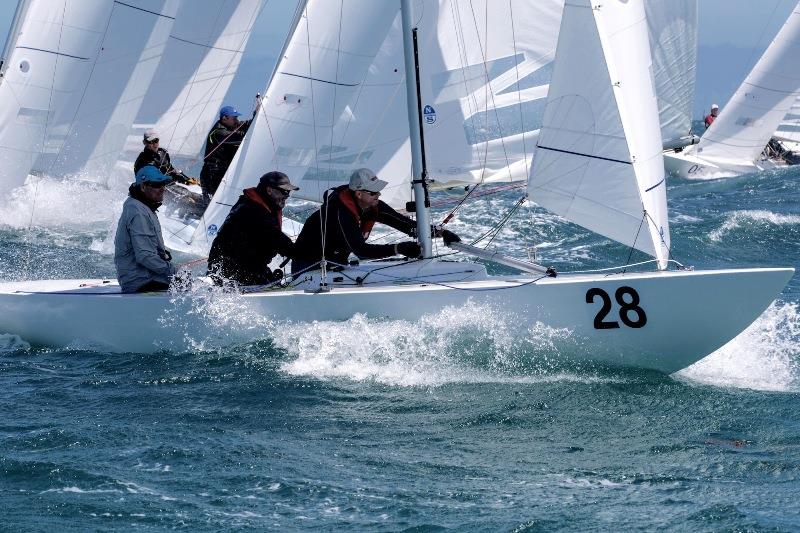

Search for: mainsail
xmin=29 ymin=0 xmax=180 ymax=180
xmin=136 ymin=0 xmax=265 ymax=159
xmin=193 ymin=0 xmax=407 ymax=249
xmin=645 ymin=0 xmax=698 ymax=148
xmin=527 ymin=0 xmax=670 ymax=268
xmin=696 ymin=1 xmax=800 ymax=165
xmin=0 ymin=0 xmax=117 ymax=190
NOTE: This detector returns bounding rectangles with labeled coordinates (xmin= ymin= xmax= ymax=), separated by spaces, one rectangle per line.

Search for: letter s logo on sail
xmin=423 ymin=105 xmax=436 ymax=125
xmin=207 ymin=224 xmax=218 ymax=237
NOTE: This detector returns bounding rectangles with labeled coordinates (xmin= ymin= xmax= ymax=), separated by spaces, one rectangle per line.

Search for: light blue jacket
xmin=114 ymin=195 xmax=175 ymax=293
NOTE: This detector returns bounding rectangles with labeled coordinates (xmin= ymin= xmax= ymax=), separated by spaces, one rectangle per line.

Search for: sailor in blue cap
xmin=199 ymin=103 xmax=257 ymax=202
xmin=114 ymin=166 xmax=176 ymax=293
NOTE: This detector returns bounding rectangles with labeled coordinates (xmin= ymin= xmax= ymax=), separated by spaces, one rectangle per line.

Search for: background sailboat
xmin=664 ymin=1 xmax=800 ymax=178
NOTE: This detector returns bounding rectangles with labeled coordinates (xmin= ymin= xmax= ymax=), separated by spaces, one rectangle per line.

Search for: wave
xmin=679 ymin=301 xmax=800 ymax=392
xmin=709 ymin=209 xmax=800 ymax=242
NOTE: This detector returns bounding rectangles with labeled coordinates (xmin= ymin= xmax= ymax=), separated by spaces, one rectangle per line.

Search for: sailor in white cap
xmin=705 ymin=103 xmax=719 ymax=129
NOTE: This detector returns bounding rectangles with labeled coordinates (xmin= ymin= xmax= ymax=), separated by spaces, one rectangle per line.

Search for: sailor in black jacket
xmin=292 ymin=168 xmax=460 ymax=274
xmin=199 ymin=105 xmax=253 ymax=201
xmin=207 ymin=172 xmax=299 ymax=286
xmin=133 ymin=130 xmax=194 ymax=184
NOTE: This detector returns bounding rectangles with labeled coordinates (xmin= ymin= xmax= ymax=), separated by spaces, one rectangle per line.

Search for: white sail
xmin=0 ymin=0 xmax=115 ymax=191
xmin=137 ymin=0 xmax=264 ymax=159
xmin=415 ymin=0 xmax=564 ymax=187
xmin=527 ymin=0 xmax=670 ymax=268
xmin=193 ymin=0 xmax=408 ymax=249
xmin=696 ymin=2 xmax=800 ymax=165
xmin=775 ymin=96 xmax=800 ymax=142
xmin=645 ymin=0 xmax=698 ymax=147
xmin=30 ymin=0 xmax=179 ymax=180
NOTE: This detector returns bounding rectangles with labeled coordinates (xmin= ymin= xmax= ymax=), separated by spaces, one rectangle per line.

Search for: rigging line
xmin=622 ymin=212 xmax=646 ymax=274
xmin=480 ymin=195 xmax=526 ymax=249
xmin=564 ymin=258 xmax=686 ymax=275
xmin=508 ymin=0 xmax=530 ymax=181
xmin=301 ymin=8 xmax=326 ymax=283
xmin=643 ymin=209 xmax=675 ymax=263
xmin=465 ymin=0 xmax=516 ymax=181
xmin=26 ymin=1 xmax=70 ymax=235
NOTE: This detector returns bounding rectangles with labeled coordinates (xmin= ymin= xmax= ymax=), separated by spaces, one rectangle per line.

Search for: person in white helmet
xmin=704 ymin=104 xmax=719 ymax=128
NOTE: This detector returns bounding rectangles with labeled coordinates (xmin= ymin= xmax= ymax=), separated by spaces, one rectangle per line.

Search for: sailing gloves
xmin=439 ymin=229 xmax=460 ymax=246
xmin=396 ymin=241 xmax=422 ymax=258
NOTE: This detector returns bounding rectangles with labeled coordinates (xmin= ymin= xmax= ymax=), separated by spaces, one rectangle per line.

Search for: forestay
xmin=527 ymin=0 xmax=670 ymax=268
xmin=136 ymin=0 xmax=264 ymax=159
xmin=645 ymin=0 xmax=698 ymax=147
xmin=0 ymin=0 xmax=115 ymax=191
xmin=696 ymin=2 xmax=800 ymax=165
xmin=30 ymin=0 xmax=179 ymax=180
xmin=194 ymin=0 xmax=408 ymax=249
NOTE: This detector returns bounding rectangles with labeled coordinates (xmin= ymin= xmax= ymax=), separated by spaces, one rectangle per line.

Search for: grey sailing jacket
xmin=114 ymin=194 xmax=175 ymax=293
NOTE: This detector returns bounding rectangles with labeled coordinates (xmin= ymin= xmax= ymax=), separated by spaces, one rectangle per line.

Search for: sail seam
xmin=167 ymin=35 xmax=245 ymax=54
xmin=279 ymin=71 xmax=358 ymax=87
xmin=15 ymin=47 xmax=89 ymax=61
xmin=114 ymin=1 xmax=176 ymax=20
xmin=536 ymin=145 xmax=632 ymax=165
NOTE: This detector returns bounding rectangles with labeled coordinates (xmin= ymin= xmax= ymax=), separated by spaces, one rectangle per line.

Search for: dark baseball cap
xmin=259 ymin=171 xmax=299 ymax=191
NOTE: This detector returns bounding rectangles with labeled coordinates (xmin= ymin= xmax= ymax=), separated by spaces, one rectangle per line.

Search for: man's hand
xmin=396 ymin=241 xmax=422 ymax=258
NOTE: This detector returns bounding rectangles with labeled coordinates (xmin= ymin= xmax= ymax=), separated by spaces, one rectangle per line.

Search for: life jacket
xmin=337 ymin=188 xmax=375 ymax=239
xmin=244 ymin=188 xmax=282 ymax=228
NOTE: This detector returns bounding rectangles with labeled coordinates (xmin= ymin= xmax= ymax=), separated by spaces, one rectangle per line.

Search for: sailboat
xmin=0 ymin=0 xmax=181 ymax=190
xmin=664 ymin=1 xmax=800 ymax=178
xmin=0 ymin=0 xmax=792 ymax=374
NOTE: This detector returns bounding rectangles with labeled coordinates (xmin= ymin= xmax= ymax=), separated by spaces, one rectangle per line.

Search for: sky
xmin=0 ymin=0 xmax=797 ymax=119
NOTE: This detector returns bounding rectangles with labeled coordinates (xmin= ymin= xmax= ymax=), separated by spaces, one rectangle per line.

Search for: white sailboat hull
xmin=0 ymin=263 xmax=792 ymax=374
xmin=663 ymin=149 xmax=785 ymax=179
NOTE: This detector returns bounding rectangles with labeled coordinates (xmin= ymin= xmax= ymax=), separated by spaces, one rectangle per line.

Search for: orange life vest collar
xmin=244 ymin=187 xmax=282 ymax=228
xmin=338 ymin=188 xmax=375 ymax=239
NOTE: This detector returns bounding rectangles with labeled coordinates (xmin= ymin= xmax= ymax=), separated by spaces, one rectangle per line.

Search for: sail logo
xmin=207 ymin=224 xmax=218 ymax=237
xmin=423 ymin=105 xmax=436 ymax=124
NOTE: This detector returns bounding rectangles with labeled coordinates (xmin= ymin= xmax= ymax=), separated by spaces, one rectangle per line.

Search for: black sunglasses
xmin=146 ymin=139 xmax=159 ymax=144
xmin=143 ymin=181 xmax=167 ymax=189
xmin=273 ymin=187 xmax=291 ymax=197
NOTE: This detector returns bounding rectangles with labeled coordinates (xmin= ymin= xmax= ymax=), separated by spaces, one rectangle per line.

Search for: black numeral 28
xmin=585 ymin=286 xmax=647 ymax=329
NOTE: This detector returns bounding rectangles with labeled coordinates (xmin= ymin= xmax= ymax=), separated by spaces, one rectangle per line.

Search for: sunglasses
xmin=272 ymin=187 xmax=291 ymax=197
xmin=146 ymin=139 xmax=159 ymax=144
xmin=143 ymin=181 xmax=167 ymax=189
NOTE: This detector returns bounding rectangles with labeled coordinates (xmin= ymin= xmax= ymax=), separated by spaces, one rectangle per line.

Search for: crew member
xmin=114 ymin=166 xmax=176 ymax=293
xmin=704 ymin=104 xmax=719 ymax=128
xmin=199 ymin=105 xmax=254 ymax=202
xmin=292 ymin=168 xmax=460 ymax=274
xmin=207 ymin=171 xmax=299 ymax=286
xmin=134 ymin=130 xmax=195 ymax=184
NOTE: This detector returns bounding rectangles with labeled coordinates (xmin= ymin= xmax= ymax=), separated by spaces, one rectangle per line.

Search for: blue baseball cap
xmin=135 ymin=165 xmax=171 ymax=185
xmin=219 ymin=105 xmax=241 ymax=119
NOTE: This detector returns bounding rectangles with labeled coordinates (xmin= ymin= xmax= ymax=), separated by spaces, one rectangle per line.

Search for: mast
xmin=400 ymin=0 xmax=433 ymax=257
xmin=0 ymin=0 xmax=30 ymax=78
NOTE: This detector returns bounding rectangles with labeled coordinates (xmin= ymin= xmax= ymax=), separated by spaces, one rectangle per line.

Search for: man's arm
xmin=337 ymin=207 xmax=396 ymax=260
xmin=128 ymin=214 xmax=176 ymax=277
xmin=376 ymin=201 xmax=417 ymax=236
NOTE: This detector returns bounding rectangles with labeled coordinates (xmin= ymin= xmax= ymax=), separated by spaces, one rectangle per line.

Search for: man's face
xmin=265 ymin=186 xmax=290 ymax=209
xmin=711 ymin=108 xmax=719 ymax=117
xmin=354 ymin=189 xmax=380 ymax=210
xmin=141 ymin=181 xmax=166 ymax=204
xmin=144 ymin=138 xmax=159 ymax=152
xmin=220 ymin=115 xmax=239 ymax=128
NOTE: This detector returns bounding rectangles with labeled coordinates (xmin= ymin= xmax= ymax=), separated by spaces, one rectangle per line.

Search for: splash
xmin=271 ymin=302 xmax=598 ymax=387
xmin=679 ymin=302 xmax=800 ymax=392
xmin=158 ymin=278 xmax=275 ymax=352
xmin=0 ymin=334 xmax=31 ymax=352
xmin=0 ymin=175 xmax=127 ymax=230
xmin=709 ymin=209 xmax=800 ymax=242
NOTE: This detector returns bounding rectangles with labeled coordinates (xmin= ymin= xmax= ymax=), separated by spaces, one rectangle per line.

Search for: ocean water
xmin=1 ymin=166 xmax=799 ymax=531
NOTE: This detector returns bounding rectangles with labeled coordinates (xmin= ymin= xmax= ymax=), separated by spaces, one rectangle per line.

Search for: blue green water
xmin=1 ymin=165 xmax=799 ymax=531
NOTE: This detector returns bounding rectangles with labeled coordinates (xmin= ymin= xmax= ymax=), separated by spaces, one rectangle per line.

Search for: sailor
xmin=207 ymin=171 xmax=299 ymax=286
xmin=134 ymin=130 xmax=196 ymax=185
xmin=291 ymin=168 xmax=460 ymax=274
xmin=199 ymin=105 xmax=254 ymax=202
xmin=704 ymin=104 xmax=719 ymax=128
xmin=114 ymin=166 xmax=176 ymax=293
